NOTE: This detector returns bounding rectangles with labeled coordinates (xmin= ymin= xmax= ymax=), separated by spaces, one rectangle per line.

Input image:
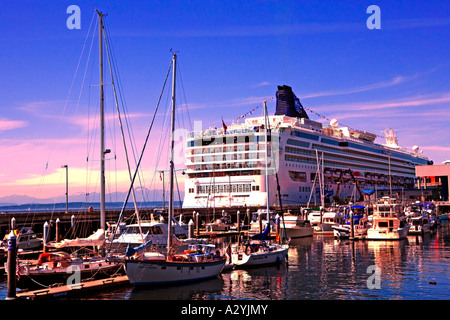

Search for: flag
xmin=222 ymin=118 xmax=227 ymax=132
xmin=16 ymin=258 xmax=20 ymax=280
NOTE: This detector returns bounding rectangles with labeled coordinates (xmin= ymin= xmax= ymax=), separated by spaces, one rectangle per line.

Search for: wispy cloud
xmin=321 ymin=93 xmax=450 ymax=115
xmin=251 ymin=82 xmax=272 ymax=88
xmin=0 ymin=118 xmax=28 ymax=131
xmin=117 ymin=17 xmax=450 ymax=39
xmin=303 ymin=76 xmax=408 ymax=99
xmin=16 ymin=100 xmax=66 ymax=118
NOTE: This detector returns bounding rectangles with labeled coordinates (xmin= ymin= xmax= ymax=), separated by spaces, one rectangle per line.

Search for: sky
xmin=0 ymin=0 xmax=449 ymax=203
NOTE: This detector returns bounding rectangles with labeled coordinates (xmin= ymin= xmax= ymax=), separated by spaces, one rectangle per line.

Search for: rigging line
xmin=24 ymin=12 xmax=97 ymax=224
xmin=146 ymin=82 xmax=172 ymax=201
xmin=103 ymin=25 xmax=143 ymax=237
xmin=103 ymin=19 xmax=148 ymax=203
xmin=110 ymin=58 xmax=174 ymax=242
xmin=176 ymin=62 xmax=193 ymax=132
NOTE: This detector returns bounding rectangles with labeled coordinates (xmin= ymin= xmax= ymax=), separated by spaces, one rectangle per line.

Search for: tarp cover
xmin=251 ymin=224 xmax=271 ymax=241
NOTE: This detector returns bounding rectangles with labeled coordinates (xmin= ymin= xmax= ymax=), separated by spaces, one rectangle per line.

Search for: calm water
xmin=1 ymin=222 xmax=449 ymax=300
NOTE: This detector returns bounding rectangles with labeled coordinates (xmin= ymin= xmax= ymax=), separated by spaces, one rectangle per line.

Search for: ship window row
xmin=312 ymin=143 xmax=414 ymax=168
xmin=188 ymin=161 xmax=267 ymax=171
xmin=187 ymin=169 xmax=262 ymax=179
xmin=286 ymin=144 xmax=414 ymax=175
xmin=196 ymin=183 xmax=252 ymax=194
xmin=320 ymin=137 xmax=428 ymax=165
xmin=299 ymin=186 xmax=312 ymax=193
xmin=290 ymin=130 xmax=320 ymax=141
xmin=189 ymin=144 xmax=268 ymax=155
xmin=285 ymin=154 xmax=413 ymax=177
xmin=188 ymin=134 xmax=272 ymax=147
xmin=187 ymin=151 xmax=268 ymax=163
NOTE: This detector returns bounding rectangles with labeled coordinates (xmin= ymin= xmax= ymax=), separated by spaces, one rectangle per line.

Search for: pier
xmin=16 ymin=275 xmax=130 ymax=300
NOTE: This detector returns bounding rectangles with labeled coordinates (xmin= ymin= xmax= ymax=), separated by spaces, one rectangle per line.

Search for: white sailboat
xmin=230 ymin=100 xmax=289 ymax=268
xmin=124 ymin=53 xmax=226 ymax=286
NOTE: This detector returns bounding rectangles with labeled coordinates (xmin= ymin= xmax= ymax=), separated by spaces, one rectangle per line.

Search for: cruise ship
xmin=182 ymin=85 xmax=432 ymax=209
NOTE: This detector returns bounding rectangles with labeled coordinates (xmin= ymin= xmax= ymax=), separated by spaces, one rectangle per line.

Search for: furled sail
xmin=46 ymin=228 xmax=105 ymax=248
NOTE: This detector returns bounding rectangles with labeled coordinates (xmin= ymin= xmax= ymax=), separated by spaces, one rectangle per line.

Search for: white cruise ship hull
xmin=183 ymin=85 xmax=431 ymax=209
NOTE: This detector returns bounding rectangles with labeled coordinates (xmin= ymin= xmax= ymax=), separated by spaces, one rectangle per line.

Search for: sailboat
xmin=124 ymin=53 xmax=226 ymax=286
xmin=230 ymin=100 xmax=289 ymax=268
xmin=12 ymin=10 xmax=123 ymax=289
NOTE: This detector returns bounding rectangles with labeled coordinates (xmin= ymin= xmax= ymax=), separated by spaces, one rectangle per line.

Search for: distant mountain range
xmin=0 ymin=187 xmax=183 ymax=206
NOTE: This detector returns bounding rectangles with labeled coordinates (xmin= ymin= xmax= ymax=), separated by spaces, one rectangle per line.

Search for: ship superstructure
xmin=183 ymin=85 xmax=431 ymax=209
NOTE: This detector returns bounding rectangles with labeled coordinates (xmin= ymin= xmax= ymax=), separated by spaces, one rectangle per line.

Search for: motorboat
xmin=106 ymin=219 xmax=200 ymax=255
xmin=367 ymin=197 xmax=410 ymax=240
xmin=332 ymin=214 xmax=370 ymax=239
xmin=1 ymin=227 xmax=42 ymax=251
xmin=281 ymin=213 xmax=313 ymax=238
xmin=408 ymin=215 xmax=431 ymax=235
xmin=206 ymin=212 xmax=233 ymax=232
xmin=312 ymin=210 xmax=345 ymax=233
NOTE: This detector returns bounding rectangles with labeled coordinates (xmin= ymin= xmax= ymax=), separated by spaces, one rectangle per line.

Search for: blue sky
xmin=0 ymin=1 xmax=449 ymax=200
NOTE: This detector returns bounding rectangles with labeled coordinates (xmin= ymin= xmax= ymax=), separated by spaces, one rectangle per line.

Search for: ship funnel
xmin=275 ymin=85 xmax=309 ymax=119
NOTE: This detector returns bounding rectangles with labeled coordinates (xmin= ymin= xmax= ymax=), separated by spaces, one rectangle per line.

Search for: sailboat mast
xmin=167 ymin=52 xmax=177 ymax=256
xmin=97 ymin=10 xmax=106 ymax=231
xmin=263 ymin=100 xmax=270 ymax=222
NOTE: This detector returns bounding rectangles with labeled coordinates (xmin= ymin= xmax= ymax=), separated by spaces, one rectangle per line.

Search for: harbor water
xmin=3 ymin=223 xmax=447 ymax=300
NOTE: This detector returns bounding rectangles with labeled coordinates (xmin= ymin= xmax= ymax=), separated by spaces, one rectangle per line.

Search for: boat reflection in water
xmin=63 ymin=222 xmax=450 ymax=300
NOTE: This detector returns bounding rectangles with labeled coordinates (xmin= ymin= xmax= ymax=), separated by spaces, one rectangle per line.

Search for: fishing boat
xmin=367 ymin=197 xmax=410 ymax=240
xmin=124 ymin=53 xmax=226 ymax=286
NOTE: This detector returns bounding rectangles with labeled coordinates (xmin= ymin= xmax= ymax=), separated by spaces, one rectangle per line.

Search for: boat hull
xmin=125 ymin=258 xmax=226 ymax=286
xmin=232 ymin=245 xmax=289 ymax=268
xmin=16 ymin=260 xmax=123 ymax=289
xmin=284 ymin=227 xmax=313 ymax=238
xmin=366 ymin=226 xmax=410 ymax=240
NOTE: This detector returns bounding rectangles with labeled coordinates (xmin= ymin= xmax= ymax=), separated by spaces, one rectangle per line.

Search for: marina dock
xmin=16 ymin=275 xmax=130 ymax=300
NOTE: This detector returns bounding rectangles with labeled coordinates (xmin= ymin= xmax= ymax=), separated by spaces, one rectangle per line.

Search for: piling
xmin=188 ymin=219 xmax=194 ymax=239
xmin=43 ymin=221 xmax=49 ymax=253
xmin=71 ymin=215 xmax=76 ymax=238
xmin=275 ymin=214 xmax=280 ymax=242
xmin=258 ymin=212 xmax=263 ymax=233
xmin=55 ymin=218 xmax=60 ymax=242
xmin=350 ymin=212 xmax=355 ymax=240
xmin=6 ymin=231 xmax=17 ymax=300
xmin=246 ymin=209 xmax=251 ymax=229
xmin=196 ymin=212 xmax=200 ymax=236
xmin=237 ymin=211 xmax=241 ymax=232
xmin=11 ymin=217 xmax=16 ymax=230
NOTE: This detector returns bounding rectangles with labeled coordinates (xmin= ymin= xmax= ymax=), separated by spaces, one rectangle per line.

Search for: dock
xmin=16 ymin=275 xmax=130 ymax=300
